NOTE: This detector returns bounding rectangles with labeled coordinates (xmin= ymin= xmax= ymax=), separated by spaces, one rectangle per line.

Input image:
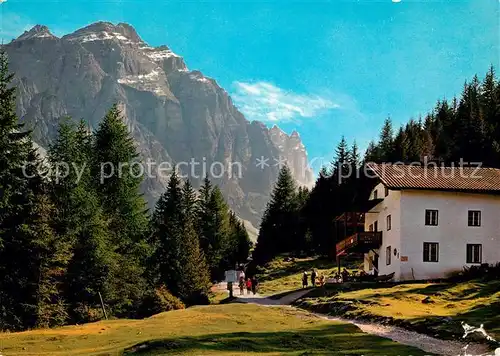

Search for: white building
xmin=337 ymin=163 xmax=500 ymax=281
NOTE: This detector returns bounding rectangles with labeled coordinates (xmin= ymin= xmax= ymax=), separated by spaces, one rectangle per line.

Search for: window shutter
xmin=431 ymin=244 xmax=438 ymax=262
xmin=423 ymin=243 xmax=429 ymax=261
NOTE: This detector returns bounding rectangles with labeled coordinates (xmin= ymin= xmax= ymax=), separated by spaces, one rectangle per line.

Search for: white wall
xmin=364 ymin=183 xmax=402 ymax=279
xmin=399 ymin=190 xmax=500 ymax=280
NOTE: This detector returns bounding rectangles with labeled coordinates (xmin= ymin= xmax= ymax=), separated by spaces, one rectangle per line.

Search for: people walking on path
xmin=311 ymin=269 xmax=317 ymax=287
xmin=251 ymin=276 xmax=259 ymax=295
xmin=302 ymin=272 xmax=308 ymax=288
xmin=239 ymin=276 xmax=245 ymax=295
xmin=246 ymin=278 xmax=252 ymax=293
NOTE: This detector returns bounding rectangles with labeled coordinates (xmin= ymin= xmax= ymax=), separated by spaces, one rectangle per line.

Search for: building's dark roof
xmin=367 ymin=163 xmax=500 ymax=193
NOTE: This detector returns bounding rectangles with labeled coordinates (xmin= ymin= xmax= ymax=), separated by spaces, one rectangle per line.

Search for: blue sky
xmin=1 ymin=0 xmax=499 ymax=171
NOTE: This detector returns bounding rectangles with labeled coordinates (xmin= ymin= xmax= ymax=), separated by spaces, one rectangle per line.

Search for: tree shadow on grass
xmin=124 ymin=324 xmax=432 ymax=355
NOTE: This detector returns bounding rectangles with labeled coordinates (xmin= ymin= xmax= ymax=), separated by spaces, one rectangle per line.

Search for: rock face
xmin=4 ymin=22 xmax=314 ymax=227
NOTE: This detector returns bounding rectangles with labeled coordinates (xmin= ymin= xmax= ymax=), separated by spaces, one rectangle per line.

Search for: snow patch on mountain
xmin=118 ymin=69 xmax=168 ymax=96
xmin=67 ymin=31 xmax=138 ymax=44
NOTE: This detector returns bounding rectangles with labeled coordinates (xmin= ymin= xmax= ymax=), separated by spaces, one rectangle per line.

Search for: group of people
xmin=302 ymin=269 xmax=324 ymax=288
xmin=238 ymin=275 xmax=259 ymax=295
xmin=329 ymin=268 xmax=369 ymax=283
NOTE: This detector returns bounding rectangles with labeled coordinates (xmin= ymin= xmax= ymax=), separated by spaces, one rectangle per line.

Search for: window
xmin=425 ymin=210 xmax=438 ymax=226
xmin=386 ymin=246 xmax=391 ymax=265
xmin=423 ymin=242 xmax=439 ymax=262
xmin=374 ymin=221 xmax=378 ymax=232
xmin=373 ymin=189 xmax=378 ymax=200
xmin=386 ymin=215 xmax=392 ymax=231
xmin=468 ymin=211 xmax=481 ymax=227
xmin=466 ymin=244 xmax=482 ymax=264
xmin=385 ymin=186 xmax=389 ymax=197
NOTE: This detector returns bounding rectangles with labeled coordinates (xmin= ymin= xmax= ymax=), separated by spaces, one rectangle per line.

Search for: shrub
xmin=447 ymin=263 xmax=500 ymax=282
xmin=136 ymin=286 xmax=185 ymax=318
xmin=71 ymin=304 xmax=105 ymax=324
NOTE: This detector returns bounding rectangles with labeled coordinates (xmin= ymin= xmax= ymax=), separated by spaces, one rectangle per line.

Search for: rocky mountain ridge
xmin=5 ymin=22 xmax=314 ymax=229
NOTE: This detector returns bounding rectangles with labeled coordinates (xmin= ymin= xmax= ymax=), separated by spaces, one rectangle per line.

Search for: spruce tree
xmin=151 ymin=171 xmax=184 ymax=295
xmin=0 ymin=52 xmax=71 ymax=330
xmin=92 ymin=105 xmax=150 ymax=316
xmin=178 ymin=181 xmax=210 ymax=304
xmin=196 ymin=177 xmax=232 ymax=279
xmin=92 ymin=104 xmax=149 ymax=248
xmin=208 ymin=186 xmax=231 ymax=278
xmin=392 ymin=127 xmax=406 ymax=161
xmin=349 ymin=141 xmax=360 ymax=168
xmin=197 ymin=176 xmax=214 ymax=256
xmin=223 ymin=212 xmax=252 ymax=269
xmin=379 ymin=117 xmax=394 ymax=161
xmin=47 ymin=118 xmax=114 ymax=323
xmin=0 ymin=50 xmax=32 ymax=248
xmin=151 ymin=172 xmax=210 ymax=304
xmin=364 ymin=141 xmax=380 ymax=163
xmin=252 ymin=166 xmax=297 ymax=264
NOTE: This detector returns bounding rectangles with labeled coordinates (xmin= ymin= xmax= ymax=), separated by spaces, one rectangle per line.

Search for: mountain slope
xmin=5 ymin=22 xmax=314 ymax=226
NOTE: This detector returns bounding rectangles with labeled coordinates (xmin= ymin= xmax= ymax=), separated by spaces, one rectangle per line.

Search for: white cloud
xmin=231 ymin=81 xmax=340 ymax=122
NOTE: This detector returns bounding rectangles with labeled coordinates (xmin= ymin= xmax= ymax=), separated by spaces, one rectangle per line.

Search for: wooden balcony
xmin=336 ymin=231 xmax=382 ymax=257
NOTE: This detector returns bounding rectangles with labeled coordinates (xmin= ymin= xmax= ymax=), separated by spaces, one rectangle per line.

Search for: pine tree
xmin=1 ymin=150 xmax=71 ymax=330
xmin=92 ymin=105 xmax=149 ymax=248
xmin=33 ymin=190 xmax=71 ymax=328
xmin=0 ymin=52 xmax=71 ymax=330
xmin=252 ymin=166 xmax=298 ymax=264
xmin=65 ymin=193 xmax=113 ymax=323
xmin=227 ymin=212 xmax=252 ymax=266
xmin=379 ymin=117 xmax=394 ymax=161
xmin=151 ymin=170 xmax=184 ymax=296
xmin=181 ymin=179 xmax=198 ymax=222
xmin=178 ymin=181 xmax=210 ymax=304
xmin=197 ymin=176 xmax=214 ymax=256
xmin=479 ymin=66 xmax=500 ymax=165
xmin=151 ymin=172 xmax=210 ymax=305
xmin=92 ymin=105 xmax=150 ymax=316
xmin=392 ymin=127 xmax=406 ymax=161
xmin=349 ymin=141 xmax=360 ymax=168
xmin=0 ymin=50 xmax=32 ymax=249
xmin=196 ymin=177 xmax=232 ymax=279
xmin=47 ymin=118 xmax=115 ymax=323
xmin=364 ymin=140 xmax=380 ymax=163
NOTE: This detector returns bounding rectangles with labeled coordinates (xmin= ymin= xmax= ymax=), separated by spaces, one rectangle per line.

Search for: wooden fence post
xmin=98 ymin=291 xmax=108 ymax=320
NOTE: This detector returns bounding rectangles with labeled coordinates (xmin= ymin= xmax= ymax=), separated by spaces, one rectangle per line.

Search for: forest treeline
xmin=252 ymin=66 xmax=500 ymax=266
xmin=0 ymin=53 xmax=251 ymax=331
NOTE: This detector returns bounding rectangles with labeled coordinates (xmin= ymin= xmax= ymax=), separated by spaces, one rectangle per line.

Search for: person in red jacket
xmin=246 ymin=278 xmax=252 ymax=293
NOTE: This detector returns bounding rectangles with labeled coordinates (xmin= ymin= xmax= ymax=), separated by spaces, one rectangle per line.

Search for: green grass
xmin=0 ymin=304 xmax=431 ymax=356
xmin=253 ymin=256 xmax=500 ymax=344
xmin=296 ymin=280 xmax=500 ymax=342
xmin=208 ymin=289 xmax=230 ymax=305
xmin=255 ymin=256 xmax=360 ymax=295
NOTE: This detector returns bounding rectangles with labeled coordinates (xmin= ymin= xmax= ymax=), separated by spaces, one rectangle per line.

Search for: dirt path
xmin=222 ymin=285 xmax=495 ymax=356
xmin=319 ymin=314 xmax=492 ymax=356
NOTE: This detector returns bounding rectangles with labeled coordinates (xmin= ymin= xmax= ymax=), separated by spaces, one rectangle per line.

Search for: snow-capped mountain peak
xmin=15 ymin=25 xmax=56 ymax=42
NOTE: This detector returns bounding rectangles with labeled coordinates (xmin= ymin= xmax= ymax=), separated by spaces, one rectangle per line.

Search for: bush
xmin=447 ymin=263 xmax=500 ymax=282
xmin=71 ymin=304 xmax=105 ymax=324
xmin=136 ymin=286 xmax=185 ymax=318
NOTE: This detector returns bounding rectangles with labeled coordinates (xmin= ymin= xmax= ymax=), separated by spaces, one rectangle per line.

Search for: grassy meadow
xmin=0 ymin=304 xmax=431 ymax=356
xmin=296 ymin=280 xmax=500 ymax=342
xmin=255 ymin=256 xmax=360 ymax=295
